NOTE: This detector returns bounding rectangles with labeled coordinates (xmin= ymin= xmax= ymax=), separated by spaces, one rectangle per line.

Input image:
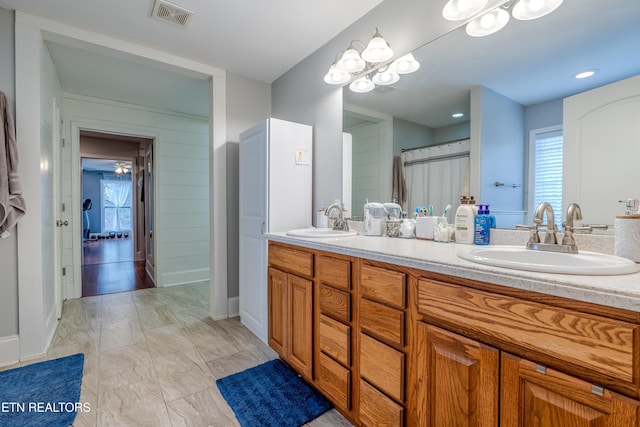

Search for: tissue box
xmin=416 ymin=217 xmax=438 ymax=240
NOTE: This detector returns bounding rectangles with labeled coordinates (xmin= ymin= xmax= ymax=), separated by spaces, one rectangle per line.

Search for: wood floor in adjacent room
xmin=82 ymin=238 xmax=155 ymax=297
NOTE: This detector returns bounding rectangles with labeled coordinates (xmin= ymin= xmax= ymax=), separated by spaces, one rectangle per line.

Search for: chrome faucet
xmin=561 ymin=203 xmax=583 ymax=246
xmin=325 ymin=203 xmax=349 ymax=231
xmin=561 ymin=202 xmax=608 ymax=248
xmin=533 ymin=202 xmax=558 ymax=244
xmin=517 ymin=202 xmax=608 ymax=254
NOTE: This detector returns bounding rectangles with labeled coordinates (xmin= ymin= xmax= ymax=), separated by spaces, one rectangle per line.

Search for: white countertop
xmin=267 ymin=232 xmax=640 ymax=313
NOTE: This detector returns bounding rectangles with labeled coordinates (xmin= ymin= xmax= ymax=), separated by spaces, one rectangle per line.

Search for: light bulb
xmin=349 ymin=77 xmax=375 ymax=93
xmin=389 ymin=53 xmax=420 ymax=74
xmin=512 ymin=0 xmax=563 ymax=20
xmin=466 ymin=8 xmax=510 ymax=37
xmin=324 ymin=65 xmax=351 ymax=85
xmin=443 ymin=0 xmax=488 ymax=20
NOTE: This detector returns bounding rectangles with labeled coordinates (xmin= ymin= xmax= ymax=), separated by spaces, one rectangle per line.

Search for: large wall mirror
xmin=343 ymin=0 xmax=640 ymax=228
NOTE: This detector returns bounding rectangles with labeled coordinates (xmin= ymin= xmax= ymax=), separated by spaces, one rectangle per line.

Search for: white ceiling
xmin=0 ymin=0 xmax=383 ymax=83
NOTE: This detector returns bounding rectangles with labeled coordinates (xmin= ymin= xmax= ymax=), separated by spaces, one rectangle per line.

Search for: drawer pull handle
xmin=535 ymin=364 xmax=547 ymax=374
xmin=591 ymin=384 xmax=604 ymax=396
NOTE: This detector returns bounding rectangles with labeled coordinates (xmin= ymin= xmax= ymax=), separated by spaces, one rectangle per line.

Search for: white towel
xmin=0 ymin=91 xmax=26 ymax=236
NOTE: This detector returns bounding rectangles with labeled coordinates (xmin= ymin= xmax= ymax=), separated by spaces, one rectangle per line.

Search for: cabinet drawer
xmin=268 ymin=244 xmax=313 ymax=277
xmin=417 ymin=279 xmax=637 ymax=383
xmin=319 ymin=284 xmax=351 ymax=323
xmin=361 ymin=264 xmax=406 ymax=309
xmin=360 ymin=332 xmax=405 ymax=403
xmin=360 ymin=298 xmax=404 ymax=348
xmin=318 ymin=352 xmax=350 ymax=411
xmin=359 ymin=379 xmax=404 ymax=427
xmin=317 ymin=255 xmax=351 ymax=290
xmin=319 ymin=314 xmax=351 ymax=367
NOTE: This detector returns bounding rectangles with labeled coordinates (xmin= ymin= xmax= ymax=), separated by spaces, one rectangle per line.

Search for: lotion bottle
xmin=455 ymin=196 xmax=475 ymax=244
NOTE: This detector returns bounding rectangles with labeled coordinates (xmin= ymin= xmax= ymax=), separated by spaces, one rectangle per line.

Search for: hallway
xmin=82 ymin=238 xmax=154 ymax=297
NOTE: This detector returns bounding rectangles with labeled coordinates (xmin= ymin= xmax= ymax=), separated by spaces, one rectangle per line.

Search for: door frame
xmin=15 ymin=11 xmax=228 ymax=360
xmin=71 ymin=122 xmax=154 ymax=299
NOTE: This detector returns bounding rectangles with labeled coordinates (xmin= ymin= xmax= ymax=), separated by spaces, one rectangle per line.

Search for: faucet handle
xmin=573 ymin=224 xmax=608 ymax=233
xmin=516 ymin=224 xmax=540 ymax=243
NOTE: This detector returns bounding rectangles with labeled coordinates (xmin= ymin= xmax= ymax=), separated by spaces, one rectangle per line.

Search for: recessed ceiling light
xmin=452 ymin=112 xmax=464 ymax=118
xmin=575 ymin=69 xmax=597 ymax=79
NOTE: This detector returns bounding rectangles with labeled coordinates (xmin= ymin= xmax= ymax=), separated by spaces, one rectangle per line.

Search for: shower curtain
xmin=401 ymin=139 xmax=470 ymax=223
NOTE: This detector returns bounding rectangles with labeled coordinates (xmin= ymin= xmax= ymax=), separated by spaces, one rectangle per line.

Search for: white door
xmin=563 ymin=74 xmax=640 ymax=225
xmin=239 ymin=121 xmax=268 ymax=343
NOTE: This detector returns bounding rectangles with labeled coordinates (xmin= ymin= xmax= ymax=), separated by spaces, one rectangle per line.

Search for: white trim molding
xmin=0 ymin=335 xmax=20 ymax=368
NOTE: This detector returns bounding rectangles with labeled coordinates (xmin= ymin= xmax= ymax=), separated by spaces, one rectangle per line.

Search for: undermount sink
xmin=457 ymin=245 xmax=640 ymax=275
xmin=286 ymin=228 xmax=358 ymax=238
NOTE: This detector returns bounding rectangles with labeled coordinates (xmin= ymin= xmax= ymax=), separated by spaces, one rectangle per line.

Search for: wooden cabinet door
xmin=501 ymin=352 xmax=640 ymax=427
xmin=287 ymin=274 xmax=313 ymax=379
xmin=267 ymin=267 xmax=287 ymax=357
xmin=415 ymin=322 xmax=499 ymax=427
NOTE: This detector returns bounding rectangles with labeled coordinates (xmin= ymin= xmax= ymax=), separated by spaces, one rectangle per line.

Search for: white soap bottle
xmin=455 ymin=196 xmax=476 ymax=244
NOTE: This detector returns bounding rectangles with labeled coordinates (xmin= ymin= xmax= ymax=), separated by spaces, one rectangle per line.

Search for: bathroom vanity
xmin=266 ymin=234 xmax=640 ymax=426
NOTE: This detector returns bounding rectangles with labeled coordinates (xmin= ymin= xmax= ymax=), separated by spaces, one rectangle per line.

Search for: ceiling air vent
xmin=151 ymin=0 xmax=194 ymax=28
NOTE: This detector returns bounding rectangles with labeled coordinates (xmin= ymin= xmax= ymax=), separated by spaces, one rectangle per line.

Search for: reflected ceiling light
xmin=323 ymin=64 xmax=351 ymax=85
xmin=114 ymin=162 xmax=130 ymax=174
xmin=512 ymin=0 xmax=563 ymax=20
xmin=349 ymin=76 xmax=375 ymax=93
xmin=445 ymin=0 xmax=563 ymax=37
xmin=372 ymin=67 xmax=400 ymax=85
xmin=452 ymin=112 xmax=465 ymax=118
xmin=575 ymin=69 xmax=597 ymax=79
xmin=389 ymin=53 xmax=420 ymax=74
xmin=336 ymin=47 xmax=366 ymax=73
xmin=443 ymin=0 xmax=488 ymax=21
xmin=361 ymin=28 xmax=394 ymax=63
xmin=466 ymin=8 xmax=510 ymax=37
xmin=325 ymin=28 xmax=419 ymax=93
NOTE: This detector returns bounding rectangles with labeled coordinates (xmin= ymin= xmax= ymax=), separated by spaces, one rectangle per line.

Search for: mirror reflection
xmin=343 ymin=0 xmax=640 ymax=228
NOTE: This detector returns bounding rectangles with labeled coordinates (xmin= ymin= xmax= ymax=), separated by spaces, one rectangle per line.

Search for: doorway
xmin=79 ymin=131 xmax=155 ymax=296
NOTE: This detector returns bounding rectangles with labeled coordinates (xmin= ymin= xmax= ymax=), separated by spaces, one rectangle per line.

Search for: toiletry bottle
xmin=474 ymin=204 xmax=491 ymax=245
xmin=455 ymin=196 xmax=475 ymax=244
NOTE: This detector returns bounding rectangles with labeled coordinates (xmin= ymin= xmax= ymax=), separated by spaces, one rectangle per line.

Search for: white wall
xmin=0 ymin=6 xmax=20 ymax=367
xmin=64 ymin=95 xmax=210 ymax=288
xmin=393 ymin=118 xmax=434 ymax=156
xmin=470 ymin=86 xmax=525 ymax=229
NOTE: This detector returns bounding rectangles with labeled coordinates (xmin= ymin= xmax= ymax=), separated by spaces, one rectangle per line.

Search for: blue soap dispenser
xmin=474 ymin=204 xmax=491 ymax=245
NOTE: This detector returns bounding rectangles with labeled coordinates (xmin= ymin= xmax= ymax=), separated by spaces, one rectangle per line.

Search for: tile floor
xmin=5 ymin=282 xmax=352 ymax=426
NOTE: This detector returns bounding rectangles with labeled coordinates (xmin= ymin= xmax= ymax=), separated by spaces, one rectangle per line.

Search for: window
xmin=101 ymin=177 xmax=132 ymax=232
xmin=529 ymin=126 xmax=563 ymax=220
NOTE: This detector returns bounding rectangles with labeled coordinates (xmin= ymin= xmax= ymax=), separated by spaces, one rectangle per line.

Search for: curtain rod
xmin=404 ymin=151 xmax=470 ymax=167
xmin=400 ymin=137 xmax=470 ymax=154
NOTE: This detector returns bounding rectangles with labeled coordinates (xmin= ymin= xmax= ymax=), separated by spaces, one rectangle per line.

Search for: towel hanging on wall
xmin=0 ymin=91 xmax=26 ymax=237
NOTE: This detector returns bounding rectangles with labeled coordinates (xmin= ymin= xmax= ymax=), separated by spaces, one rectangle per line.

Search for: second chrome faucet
xmin=517 ymin=202 xmax=607 ymax=254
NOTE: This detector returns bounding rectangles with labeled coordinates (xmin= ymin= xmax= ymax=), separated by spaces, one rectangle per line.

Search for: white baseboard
xmin=227 ymin=297 xmax=239 ymax=318
xmin=159 ymin=268 xmax=209 ymax=286
xmin=0 ymin=335 xmax=20 ymax=368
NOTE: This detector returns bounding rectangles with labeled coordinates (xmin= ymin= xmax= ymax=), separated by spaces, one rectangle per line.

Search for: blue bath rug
xmin=0 ymin=353 xmax=84 ymax=427
xmin=216 ymin=359 xmax=332 ymax=427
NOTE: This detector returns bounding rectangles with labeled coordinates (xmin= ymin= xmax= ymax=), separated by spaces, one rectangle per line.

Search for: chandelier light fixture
xmin=442 ymin=0 xmax=563 ymax=37
xmin=324 ymin=28 xmax=420 ymax=93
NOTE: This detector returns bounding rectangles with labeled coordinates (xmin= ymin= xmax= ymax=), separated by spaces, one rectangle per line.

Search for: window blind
xmin=533 ymin=130 xmax=563 ymax=218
